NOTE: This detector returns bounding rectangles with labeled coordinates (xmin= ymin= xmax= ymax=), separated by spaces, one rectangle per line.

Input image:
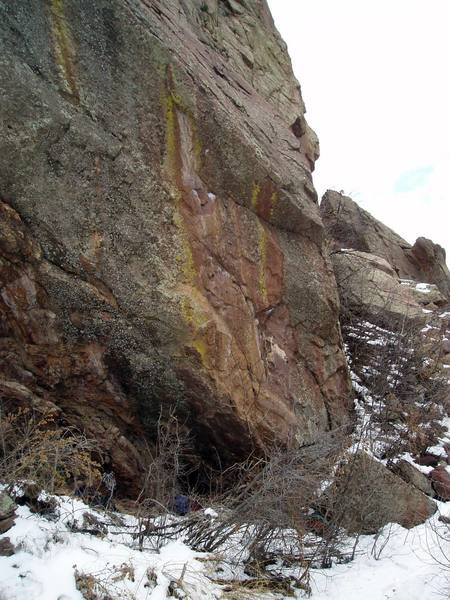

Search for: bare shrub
xmin=427 ymin=515 xmax=450 ymax=598
xmin=181 ymin=429 xmax=350 ymax=593
xmin=0 ymin=403 xmax=102 ymax=494
xmin=120 ymin=427 xmax=355 ymax=591
xmin=128 ymin=407 xmax=195 ymax=550
xmin=136 ymin=408 xmax=192 ymax=510
xmin=342 ymin=308 xmax=449 ymax=459
xmin=75 ymin=565 xmax=135 ymax=600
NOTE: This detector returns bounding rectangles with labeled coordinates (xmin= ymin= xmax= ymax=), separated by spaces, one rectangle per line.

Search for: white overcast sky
xmin=268 ymin=0 xmax=450 ymax=257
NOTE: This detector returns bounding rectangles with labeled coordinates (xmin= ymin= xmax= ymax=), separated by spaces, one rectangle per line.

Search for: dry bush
xmin=428 ymin=516 xmax=450 ymax=598
xmin=220 ymin=577 xmax=299 ymax=598
xmin=342 ymin=308 xmax=449 ymax=459
xmin=130 ymin=408 xmax=195 ymax=550
xmin=75 ymin=566 xmax=135 ymax=600
xmin=122 ymin=427 xmax=353 ymax=593
xmin=0 ymin=402 xmax=102 ymax=494
xmin=136 ymin=408 xmax=191 ymax=509
xmin=180 ymin=429 xmax=350 ymax=593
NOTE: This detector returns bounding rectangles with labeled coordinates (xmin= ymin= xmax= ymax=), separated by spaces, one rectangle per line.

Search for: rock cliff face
xmin=0 ymin=0 xmax=351 ymax=491
xmin=321 ymin=190 xmax=450 ymax=300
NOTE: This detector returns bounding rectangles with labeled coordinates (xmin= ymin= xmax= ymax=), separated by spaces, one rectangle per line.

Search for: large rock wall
xmin=0 ymin=0 xmax=351 ymax=491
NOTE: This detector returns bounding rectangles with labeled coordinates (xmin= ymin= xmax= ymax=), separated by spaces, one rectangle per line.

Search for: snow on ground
xmin=0 ymin=492 xmax=221 ymax=600
xmin=0 ymin=489 xmax=449 ymax=600
xmin=415 ymin=283 xmax=433 ymax=293
xmin=310 ymin=509 xmax=450 ymax=600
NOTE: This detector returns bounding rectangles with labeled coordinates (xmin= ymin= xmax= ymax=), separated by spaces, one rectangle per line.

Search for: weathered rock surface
xmin=0 ymin=0 xmax=351 ymax=491
xmin=430 ymin=466 xmax=450 ymax=501
xmin=410 ymin=237 xmax=450 ymax=300
xmin=0 ymin=537 xmax=16 ymax=557
xmin=326 ymin=453 xmax=437 ymax=534
xmin=0 ymin=492 xmax=17 ymax=534
xmin=321 ymin=190 xmax=450 ymax=300
xmin=403 ymin=281 xmax=448 ymax=309
xmin=392 ymin=460 xmax=434 ymax=497
xmin=331 ymin=249 xmax=424 ymax=327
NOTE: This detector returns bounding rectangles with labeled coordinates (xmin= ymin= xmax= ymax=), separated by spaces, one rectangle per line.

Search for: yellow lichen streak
xmin=162 ymin=72 xmax=201 ymax=287
xmin=269 ymin=191 xmax=277 ymax=219
xmin=164 ymin=91 xmax=177 ymax=174
xmin=180 ymin=293 xmax=209 ymax=367
xmin=251 ymin=183 xmax=261 ymax=210
xmin=49 ymin=0 xmax=80 ymax=103
xmin=163 ymin=85 xmax=202 ymax=176
xmin=162 ymin=85 xmax=193 ymax=282
xmin=192 ymin=338 xmax=208 ymax=364
xmin=257 ymin=220 xmax=268 ymax=304
xmin=172 ymin=210 xmax=197 ymax=285
xmin=163 ymin=68 xmax=210 ymax=366
xmin=251 ymin=182 xmax=277 ymax=222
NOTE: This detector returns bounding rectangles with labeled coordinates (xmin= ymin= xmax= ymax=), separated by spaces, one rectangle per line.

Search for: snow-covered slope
xmin=1 ymin=487 xmax=449 ymax=600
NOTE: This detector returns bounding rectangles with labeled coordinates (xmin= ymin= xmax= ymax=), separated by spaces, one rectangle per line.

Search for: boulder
xmin=439 ymin=312 xmax=450 ymax=328
xmin=79 ymin=512 xmax=107 ymax=537
xmin=0 ymin=491 xmax=17 ymax=534
xmin=0 ymin=516 xmax=16 ymax=535
xmin=13 ymin=483 xmax=58 ymax=515
xmin=444 ymin=442 xmax=450 ymax=461
xmin=0 ymin=492 xmax=16 ymax=518
xmin=411 ymin=238 xmax=450 ymax=300
xmin=0 ymin=537 xmax=16 ymax=557
xmin=392 ymin=460 xmax=434 ymax=497
xmin=416 ymin=453 xmax=441 ymax=467
xmin=331 ymin=250 xmax=425 ymax=327
xmin=0 ymin=0 xmax=352 ymax=492
xmin=430 ymin=467 xmax=450 ymax=501
xmin=321 ymin=190 xmax=450 ymax=300
xmin=324 ymin=453 xmax=437 ymax=534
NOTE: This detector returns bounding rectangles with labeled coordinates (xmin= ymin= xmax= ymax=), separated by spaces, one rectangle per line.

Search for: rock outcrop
xmin=410 ymin=237 xmax=450 ymax=300
xmin=392 ymin=460 xmax=434 ymax=498
xmin=325 ymin=453 xmax=437 ymax=534
xmin=0 ymin=0 xmax=351 ymax=491
xmin=321 ymin=190 xmax=450 ymax=300
xmin=430 ymin=466 xmax=450 ymax=501
xmin=331 ymin=249 xmax=424 ymax=327
xmin=0 ymin=492 xmax=17 ymax=535
xmin=403 ymin=281 xmax=447 ymax=309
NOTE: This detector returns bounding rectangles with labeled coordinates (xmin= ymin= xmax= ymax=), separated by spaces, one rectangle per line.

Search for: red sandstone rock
xmin=416 ymin=453 xmax=441 ymax=467
xmin=430 ymin=467 xmax=450 ymax=501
